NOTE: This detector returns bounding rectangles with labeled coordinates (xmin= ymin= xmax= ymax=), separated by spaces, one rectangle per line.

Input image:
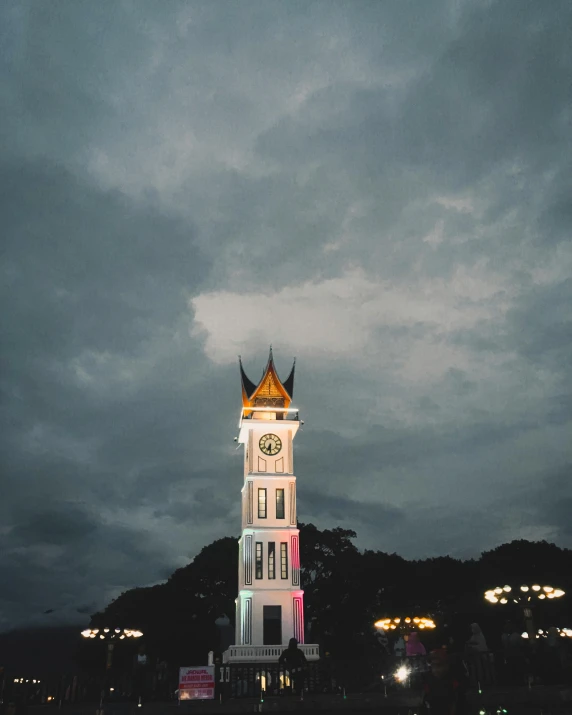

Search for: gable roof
xmin=239 ymin=348 xmax=295 ymax=409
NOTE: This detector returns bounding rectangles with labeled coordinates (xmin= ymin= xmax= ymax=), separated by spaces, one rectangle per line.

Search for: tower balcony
xmin=237 ymin=407 xmax=301 ymax=445
xmin=223 ymin=643 xmax=320 ymax=663
xmin=240 ymin=405 xmax=300 ymax=423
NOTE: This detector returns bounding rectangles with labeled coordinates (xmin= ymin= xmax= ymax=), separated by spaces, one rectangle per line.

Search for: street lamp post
xmin=484 ymin=584 xmax=565 ymax=636
xmin=81 ymin=628 xmax=143 ymax=712
xmin=374 ymin=616 xmax=436 ymax=689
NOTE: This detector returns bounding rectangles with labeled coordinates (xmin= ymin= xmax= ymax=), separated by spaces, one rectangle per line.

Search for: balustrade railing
xmin=223 ymin=644 xmax=320 ymax=663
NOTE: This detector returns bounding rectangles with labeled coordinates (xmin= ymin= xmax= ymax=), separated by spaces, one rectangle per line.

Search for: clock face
xmin=259 ymin=433 xmax=282 ymax=456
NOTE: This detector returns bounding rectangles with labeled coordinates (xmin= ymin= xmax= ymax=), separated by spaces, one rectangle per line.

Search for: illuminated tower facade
xmin=223 ymin=349 xmax=319 ymax=663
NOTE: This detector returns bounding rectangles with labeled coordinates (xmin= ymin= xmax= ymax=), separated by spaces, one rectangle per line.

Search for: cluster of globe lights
xmin=485 ymin=584 xmax=565 ymax=604
xmin=374 ymin=617 xmax=436 ymax=630
xmin=81 ymin=628 xmax=144 ymax=640
xmin=522 ymin=628 xmax=572 ymax=639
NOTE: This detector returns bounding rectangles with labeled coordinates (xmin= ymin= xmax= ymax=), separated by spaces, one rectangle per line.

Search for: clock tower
xmin=223 ymin=349 xmax=319 ymax=663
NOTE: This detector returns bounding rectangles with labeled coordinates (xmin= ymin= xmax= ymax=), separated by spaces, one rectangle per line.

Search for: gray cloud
xmin=1 ymin=0 xmax=571 ymax=630
xmin=299 ymin=489 xmax=405 ymax=531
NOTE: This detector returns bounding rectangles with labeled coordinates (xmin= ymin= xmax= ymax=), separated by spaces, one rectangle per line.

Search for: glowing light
xmin=522 ymin=632 xmax=529 ymax=638
xmin=547 ymin=593 xmax=555 ymax=599
xmin=539 ymin=594 xmax=546 ymax=600
xmin=119 ymin=635 xmax=125 ymax=639
xmin=543 ymin=586 xmax=553 ymax=593
xmin=81 ymin=630 xmax=92 ymax=638
xmin=92 ymin=629 xmax=99 ymax=634
xmin=104 ymin=628 xmax=110 ymax=633
xmin=244 ymin=406 xmax=299 ymax=413
xmin=532 ymin=585 xmax=541 ymax=591
xmin=90 ymin=633 xmax=96 ymax=638
xmin=374 ymin=616 xmax=434 ymax=630
xmin=395 ymin=665 xmax=410 ymax=683
xmin=494 ymin=587 xmax=503 ymax=594
xmin=503 ymin=585 xmax=511 ymax=592
xmin=100 ymin=635 xmax=105 ymax=639
xmin=500 ymin=598 xmax=508 ymax=604
xmin=554 ymin=589 xmax=565 ymax=597
xmin=115 ymin=629 xmax=121 ymax=633
xmin=520 ymin=586 xmax=529 ymax=592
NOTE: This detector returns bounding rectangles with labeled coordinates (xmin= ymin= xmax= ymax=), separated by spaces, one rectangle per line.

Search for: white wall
xmin=236 ymin=590 xmax=305 ymax=645
xmin=234 ymin=417 xmax=305 ymax=647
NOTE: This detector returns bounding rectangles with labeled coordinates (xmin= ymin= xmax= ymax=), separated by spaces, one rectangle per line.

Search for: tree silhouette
xmin=83 ymin=528 xmax=572 ymax=668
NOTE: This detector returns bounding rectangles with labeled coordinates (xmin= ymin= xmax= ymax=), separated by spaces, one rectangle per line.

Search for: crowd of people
xmin=372 ymin=618 xmax=572 ymax=713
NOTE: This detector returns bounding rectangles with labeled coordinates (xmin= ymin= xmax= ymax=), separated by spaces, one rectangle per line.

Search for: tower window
xmin=275 ymin=488 xmax=285 ymax=519
xmin=268 ymin=542 xmax=275 ymax=579
xmin=258 ymin=488 xmax=267 ymax=518
xmin=255 ymin=542 xmax=263 ymax=579
xmin=280 ymin=542 xmax=288 ymax=579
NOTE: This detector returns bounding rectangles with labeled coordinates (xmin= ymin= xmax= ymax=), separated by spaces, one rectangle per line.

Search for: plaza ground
xmin=25 ymin=685 xmax=572 ymax=715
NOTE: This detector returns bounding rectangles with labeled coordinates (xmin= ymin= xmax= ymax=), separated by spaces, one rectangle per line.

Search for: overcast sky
xmin=1 ymin=0 xmax=571 ymax=632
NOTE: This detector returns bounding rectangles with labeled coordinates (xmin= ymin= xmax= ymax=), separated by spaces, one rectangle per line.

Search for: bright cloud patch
xmin=191 ymin=264 xmax=514 ymax=382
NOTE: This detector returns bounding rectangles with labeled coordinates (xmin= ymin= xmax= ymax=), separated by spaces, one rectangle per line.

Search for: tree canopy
xmin=81 ymin=526 xmax=572 ymax=669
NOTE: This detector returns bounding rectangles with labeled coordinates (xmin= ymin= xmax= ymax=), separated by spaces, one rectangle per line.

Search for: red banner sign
xmin=178 ymin=666 xmax=215 ymax=701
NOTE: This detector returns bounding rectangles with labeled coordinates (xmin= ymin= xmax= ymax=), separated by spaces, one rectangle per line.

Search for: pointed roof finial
xmin=239 ymin=355 xmax=257 ymax=400
xmin=283 ymin=357 xmax=296 ymax=399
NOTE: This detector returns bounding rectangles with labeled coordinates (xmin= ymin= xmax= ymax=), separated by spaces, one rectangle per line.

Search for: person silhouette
xmin=278 ymin=638 xmax=307 ymax=696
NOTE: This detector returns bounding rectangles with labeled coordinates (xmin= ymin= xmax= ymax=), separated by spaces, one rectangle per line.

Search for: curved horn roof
xmin=239 ymin=348 xmax=296 ymax=412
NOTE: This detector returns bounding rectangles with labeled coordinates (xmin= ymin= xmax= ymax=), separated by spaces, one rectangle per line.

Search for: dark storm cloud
xmin=0 ymin=155 xmax=225 ymax=629
xmin=506 ymin=278 xmax=572 ymax=368
xmin=1 ymin=159 xmax=206 ymax=359
xmin=10 ymin=503 xmax=99 ymax=546
xmin=297 ymin=416 xmax=535 ymax=484
xmin=0 ymin=493 xmax=177 ymax=630
xmin=1 ymin=0 xmax=571 ymax=630
xmin=299 ymin=489 xmax=404 ymax=531
xmin=518 ymin=464 xmax=572 ymax=542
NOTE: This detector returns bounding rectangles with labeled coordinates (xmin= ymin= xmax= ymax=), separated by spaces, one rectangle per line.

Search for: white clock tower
xmin=223 ymin=349 xmax=319 ymax=663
